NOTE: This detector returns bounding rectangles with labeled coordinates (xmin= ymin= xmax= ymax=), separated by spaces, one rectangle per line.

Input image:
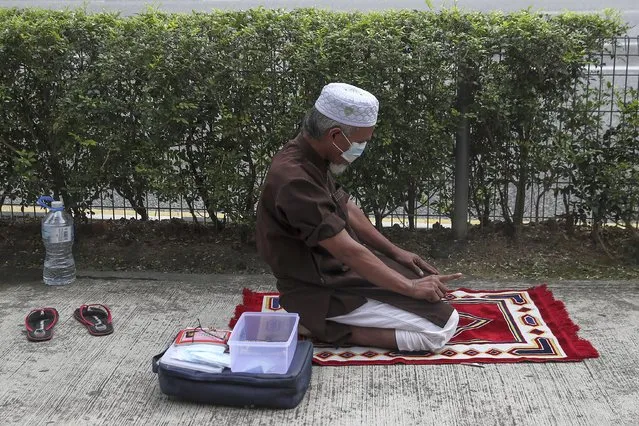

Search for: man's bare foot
xmin=298 ymin=324 xmax=313 ymax=337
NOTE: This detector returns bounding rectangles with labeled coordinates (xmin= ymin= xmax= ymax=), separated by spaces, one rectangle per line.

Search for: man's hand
xmin=410 ymin=273 xmax=463 ymax=302
xmin=394 ymin=248 xmax=440 ymax=276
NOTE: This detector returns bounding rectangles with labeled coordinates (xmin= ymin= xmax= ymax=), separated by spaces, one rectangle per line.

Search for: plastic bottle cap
xmin=51 ymin=201 xmax=64 ymax=208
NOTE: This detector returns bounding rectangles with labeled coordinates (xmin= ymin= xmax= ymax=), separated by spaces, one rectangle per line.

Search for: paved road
xmin=0 ymin=271 xmax=637 ymax=425
xmin=0 ymin=0 xmax=637 ymax=35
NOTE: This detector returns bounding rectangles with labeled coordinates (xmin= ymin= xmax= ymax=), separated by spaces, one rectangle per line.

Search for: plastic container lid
xmin=51 ymin=201 xmax=64 ymax=208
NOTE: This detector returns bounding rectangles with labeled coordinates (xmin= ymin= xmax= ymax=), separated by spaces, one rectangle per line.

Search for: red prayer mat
xmin=229 ymin=286 xmax=599 ymax=365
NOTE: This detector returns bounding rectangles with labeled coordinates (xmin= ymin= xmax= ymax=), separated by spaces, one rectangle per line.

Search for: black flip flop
xmin=73 ymin=304 xmax=114 ymax=336
xmin=25 ymin=308 xmax=59 ymax=342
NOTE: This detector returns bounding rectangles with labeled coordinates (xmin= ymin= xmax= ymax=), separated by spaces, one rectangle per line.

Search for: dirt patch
xmin=0 ymin=218 xmax=267 ymax=275
xmin=382 ymin=222 xmax=639 ymax=280
xmin=1 ymin=218 xmax=637 ymax=280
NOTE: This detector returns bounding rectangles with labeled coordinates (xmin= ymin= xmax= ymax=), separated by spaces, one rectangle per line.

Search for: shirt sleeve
xmin=333 ymin=183 xmax=350 ymax=207
xmin=275 ymin=178 xmax=346 ymax=247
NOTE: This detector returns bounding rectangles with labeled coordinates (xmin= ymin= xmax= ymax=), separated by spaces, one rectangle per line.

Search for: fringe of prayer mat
xmin=229 ymin=285 xmax=599 ymax=365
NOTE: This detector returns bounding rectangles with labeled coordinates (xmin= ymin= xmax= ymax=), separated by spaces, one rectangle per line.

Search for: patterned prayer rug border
xmin=229 ymin=285 xmax=598 ymax=365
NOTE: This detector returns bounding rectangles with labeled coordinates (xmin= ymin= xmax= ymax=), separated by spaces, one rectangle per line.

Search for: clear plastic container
xmin=228 ymin=312 xmax=299 ymax=374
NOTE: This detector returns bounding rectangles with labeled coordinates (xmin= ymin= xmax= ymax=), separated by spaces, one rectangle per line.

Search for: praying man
xmin=256 ymin=83 xmax=462 ymax=352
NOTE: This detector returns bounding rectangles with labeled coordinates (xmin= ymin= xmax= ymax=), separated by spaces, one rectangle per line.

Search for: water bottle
xmin=38 ymin=196 xmax=76 ymax=286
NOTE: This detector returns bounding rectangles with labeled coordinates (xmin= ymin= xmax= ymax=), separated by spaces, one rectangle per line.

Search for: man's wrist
xmin=399 ymin=277 xmax=414 ymax=298
xmin=387 ymin=245 xmax=404 ymax=261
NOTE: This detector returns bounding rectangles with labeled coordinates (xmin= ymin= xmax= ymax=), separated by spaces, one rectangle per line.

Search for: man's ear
xmin=327 ymin=127 xmax=341 ymax=141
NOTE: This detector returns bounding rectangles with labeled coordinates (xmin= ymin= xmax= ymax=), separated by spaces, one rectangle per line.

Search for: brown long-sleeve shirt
xmin=256 ymin=136 xmax=453 ymax=344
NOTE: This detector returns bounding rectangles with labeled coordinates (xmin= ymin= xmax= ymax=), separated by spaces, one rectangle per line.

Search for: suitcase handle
xmin=152 ymin=349 xmax=168 ymax=374
xmin=153 ymin=331 xmax=180 ymax=373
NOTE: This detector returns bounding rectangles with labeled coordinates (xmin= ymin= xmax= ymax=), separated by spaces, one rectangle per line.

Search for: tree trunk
xmin=185 ymin=149 xmax=221 ymax=230
xmin=534 ymin=186 xmax=548 ymax=223
xmin=205 ymin=204 xmax=221 ymax=230
xmin=561 ymin=192 xmax=575 ymax=235
xmin=186 ymin=198 xmax=199 ymax=223
xmin=481 ymin=189 xmax=491 ymax=226
xmin=130 ymin=197 xmax=148 ymax=221
xmin=498 ymin=182 xmax=513 ymax=227
xmin=50 ymin=163 xmax=80 ymax=220
xmin=591 ymin=220 xmax=615 ymax=259
xmin=407 ymin=180 xmax=417 ymax=231
xmin=473 ymin=165 xmax=490 ymax=226
xmin=374 ymin=210 xmax=383 ymax=230
xmin=513 ymin=145 xmax=529 ymax=226
xmin=0 ymin=185 xmax=6 ymax=210
xmin=129 ymin=188 xmax=148 ymax=221
xmin=239 ymin=223 xmax=251 ymax=245
xmin=471 ymin=160 xmax=491 ymax=226
xmin=115 ymin=185 xmax=148 ymax=221
xmin=471 ymin=183 xmax=491 ymax=227
xmin=498 ymin=182 xmax=517 ymax=237
xmin=624 ymin=219 xmax=638 ymax=235
xmin=243 ymin=149 xmax=258 ymax=241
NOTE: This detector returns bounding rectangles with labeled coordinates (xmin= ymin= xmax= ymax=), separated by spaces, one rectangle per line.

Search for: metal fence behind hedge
xmin=2 ymin=36 xmax=638 ymax=228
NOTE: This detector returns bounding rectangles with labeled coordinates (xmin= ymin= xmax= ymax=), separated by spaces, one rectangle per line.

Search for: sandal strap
xmin=24 ymin=308 xmax=59 ymax=332
xmin=78 ymin=304 xmax=112 ymax=326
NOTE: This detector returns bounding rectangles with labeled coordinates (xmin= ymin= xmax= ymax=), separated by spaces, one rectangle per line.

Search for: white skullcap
xmin=314 ymin=83 xmax=379 ymax=127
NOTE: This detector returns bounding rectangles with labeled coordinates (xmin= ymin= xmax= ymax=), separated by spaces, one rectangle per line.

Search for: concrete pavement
xmin=0 ymin=271 xmax=637 ymax=425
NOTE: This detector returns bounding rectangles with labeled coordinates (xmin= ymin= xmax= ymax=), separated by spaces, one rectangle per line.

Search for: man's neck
xmin=297 ymin=132 xmax=328 ymax=161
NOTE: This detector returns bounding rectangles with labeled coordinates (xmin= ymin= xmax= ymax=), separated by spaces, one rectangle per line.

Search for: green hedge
xmin=0 ymin=7 xmax=635 ymax=233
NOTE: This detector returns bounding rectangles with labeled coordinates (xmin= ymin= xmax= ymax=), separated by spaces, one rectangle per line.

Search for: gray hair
xmin=302 ymin=106 xmax=356 ymax=140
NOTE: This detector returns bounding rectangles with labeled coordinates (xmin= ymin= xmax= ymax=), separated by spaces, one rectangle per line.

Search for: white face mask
xmin=333 ymin=131 xmax=368 ymax=164
xmin=329 ymin=163 xmax=349 ymax=175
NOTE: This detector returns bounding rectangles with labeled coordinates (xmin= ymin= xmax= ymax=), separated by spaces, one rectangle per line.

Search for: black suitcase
xmin=152 ymin=340 xmax=313 ymax=409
